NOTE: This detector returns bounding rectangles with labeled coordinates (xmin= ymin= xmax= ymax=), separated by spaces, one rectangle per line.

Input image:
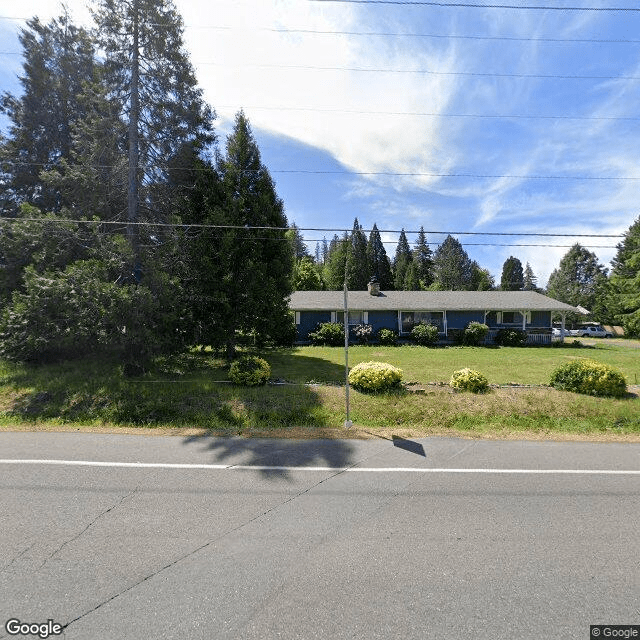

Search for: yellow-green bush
xmin=550 ymin=359 xmax=627 ymax=397
xmin=229 ymin=356 xmax=271 ymax=386
xmin=450 ymin=368 xmax=489 ymax=393
xmin=348 ymin=361 xmax=403 ymax=392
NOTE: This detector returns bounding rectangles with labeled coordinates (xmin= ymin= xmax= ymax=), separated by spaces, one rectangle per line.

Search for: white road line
xmin=0 ymin=459 xmax=639 ymax=474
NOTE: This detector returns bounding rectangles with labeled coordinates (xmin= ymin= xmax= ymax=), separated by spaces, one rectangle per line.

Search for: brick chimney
xmin=368 ymin=275 xmax=380 ymax=296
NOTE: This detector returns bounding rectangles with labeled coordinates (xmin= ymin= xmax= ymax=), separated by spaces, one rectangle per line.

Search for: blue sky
xmin=2 ymin=0 xmax=640 ymax=286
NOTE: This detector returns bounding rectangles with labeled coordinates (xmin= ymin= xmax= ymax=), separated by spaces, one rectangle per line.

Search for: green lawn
xmin=268 ymin=342 xmax=640 ymax=387
xmin=0 ymin=342 xmax=638 ymax=439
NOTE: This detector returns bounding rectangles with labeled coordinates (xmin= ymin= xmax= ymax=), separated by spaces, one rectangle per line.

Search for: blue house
xmin=289 ymin=282 xmax=580 ymax=344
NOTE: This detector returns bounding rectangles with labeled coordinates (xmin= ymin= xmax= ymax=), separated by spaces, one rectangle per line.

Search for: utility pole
xmin=127 ymin=0 xmax=140 ymax=281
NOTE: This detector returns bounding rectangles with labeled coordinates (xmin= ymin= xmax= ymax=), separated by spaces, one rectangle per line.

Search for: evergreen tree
xmin=523 ymin=262 xmax=538 ymax=291
xmin=322 ymin=237 xmax=329 ymax=263
xmin=287 ymin=223 xmax=310 ymax=260
xmin=345 ymin=218 xmax=369 ymax=290
xmin=546 ymin=244 xmax=608 ymax=320
xmin=212 ymin=112 xmax=293 ymax=356
xmin=392 ymin=229 xmax=412 ymax=290
xmin=41 ymin=73 xmax=128 ymax=220
xmin=323 ymin=233 xmax=348 ymax=290
xmin=366 ymin=223 xmax=393 ymax=290
xmin=315 ymin=242 xmax=321 ymax=264
xmin=500 ymin=256 xmax=524 ymax=291
xmin=404 ymin=226 xmax=433 ymax=290
xmin=0 ymin=12 xmax=97 ymax=213
xmin=92 ymin=0 xmax=215 ymax=223
xmin=608 ymin=216 xmax=640 ymax=336
xmin=432 ymin=235 xmax=474 ymax=290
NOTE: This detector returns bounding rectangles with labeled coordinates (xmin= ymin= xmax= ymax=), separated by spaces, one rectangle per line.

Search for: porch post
xmin=521 ymin=310 xmax=526 ymax=331
xmin=443 ymin=310 xmax=448 ymax=337
xmin=560 ymin=312 xmax=566 ymax=344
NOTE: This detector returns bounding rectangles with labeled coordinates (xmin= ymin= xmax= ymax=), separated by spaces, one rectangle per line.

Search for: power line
xmin=0 ymin=217 xmax=625 ymax=237
xmin=308 ymin=0 xmax=640 ymax=11
xmin=217 ymin=104 xmax=640 ymax=122
xmin=198 ymin=61 xmax=640 ymax=81
xmin=4 ymin=22 xmax=640 ymax=45
xmin=2 ymin=160 xmax=638 ymax=180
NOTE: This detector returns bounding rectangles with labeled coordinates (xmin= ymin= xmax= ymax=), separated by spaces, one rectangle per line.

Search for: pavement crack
xmin=60 ymin=466 xmax=359 ymax=634
xmin=1 ymin=541 xmax=38 ymax=573
xmin=39 ymin=487 xmax=139 ymax=570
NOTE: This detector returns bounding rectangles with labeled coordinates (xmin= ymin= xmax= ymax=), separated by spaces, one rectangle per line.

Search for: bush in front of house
xmin=463 ymin=322 xmax=489 ymax=346
xmin=353 ymin=323 xmax=374 ymax=345
xmin=449 ymin=368 xmax=489 ymax=393
xmin=229 ymin=356 xmax=271 ymax=386
xmin=348 ymin=361 xmax=403 ymax=392
xmin=377 ymin=328 xmax=398 ymax=346
xmin=308 ymin=322 xmax=344 ymax=346
xmin=494 ymin=328 xmax=528 ymax=347
xmin=410 ymin=322 xmax=439 ymax=346
xmin=549 ymin=359 xmax=627 ymax=398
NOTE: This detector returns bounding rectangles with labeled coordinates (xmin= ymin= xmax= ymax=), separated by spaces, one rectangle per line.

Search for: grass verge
xmin=0 ymin=344 xmax=638 ymax=440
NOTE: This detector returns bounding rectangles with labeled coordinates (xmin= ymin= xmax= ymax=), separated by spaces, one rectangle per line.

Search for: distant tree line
xmin=290 ymin=217 xmax=640 ymax=337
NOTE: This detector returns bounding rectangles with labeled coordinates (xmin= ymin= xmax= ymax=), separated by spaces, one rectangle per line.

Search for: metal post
xmin=343 ymin=283 xmax=352 ymax=428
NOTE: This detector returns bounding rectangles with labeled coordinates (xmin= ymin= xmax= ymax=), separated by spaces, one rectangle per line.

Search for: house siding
xmin=446 ymin=310 xmax=485 ymax=330
xmin=368 ymin=310 xmax=400 ymax=334
xmin=297 ymin=311 xmax=332 ymax=340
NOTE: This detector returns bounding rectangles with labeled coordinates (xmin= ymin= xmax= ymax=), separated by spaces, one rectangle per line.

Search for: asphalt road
xmin=1 ymin=432 xmax=639 ymax=640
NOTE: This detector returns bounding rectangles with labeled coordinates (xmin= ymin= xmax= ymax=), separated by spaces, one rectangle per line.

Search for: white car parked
xmin=569 ymin=325 xmax=613 ymax=338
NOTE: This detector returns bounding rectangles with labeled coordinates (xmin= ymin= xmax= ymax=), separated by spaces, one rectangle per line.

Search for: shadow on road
xmin=181 ymin=435 xmax=356 ymax=480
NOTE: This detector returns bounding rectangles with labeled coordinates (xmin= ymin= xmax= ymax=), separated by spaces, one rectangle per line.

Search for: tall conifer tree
xmin=0 ymin=12 xmax=97 ymax=213
xmin=366 ymin=223 xmax=393 ymax=290
xmin=392 ymin=229 xmax=412 ymax=290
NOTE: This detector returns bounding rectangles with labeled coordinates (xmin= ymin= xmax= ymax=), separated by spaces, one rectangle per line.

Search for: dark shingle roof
xmin=289 ymin=290 xmax=579 ymax=312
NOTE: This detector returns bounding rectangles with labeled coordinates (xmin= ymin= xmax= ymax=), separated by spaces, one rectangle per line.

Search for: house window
xmin=498 ymin=311 xmax=531 ymax=325
xmin=335 ymin=311 xmax=367 ymax=326
xmin=401 ymin=311 xmax=443 ymax=333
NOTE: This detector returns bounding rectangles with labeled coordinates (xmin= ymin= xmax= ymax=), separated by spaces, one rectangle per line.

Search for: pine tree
xmin=0 ymin=12 xmax=97 ymax=213
xmin=432 ymin=235 xmax=473 ymax=290
xmin=392 ymin=229 xmax=413 ymax=290
xmin=366 ymin=223 xmax=393 ymax=290
xmin=500 ymin=256 xmax=524 ymax=291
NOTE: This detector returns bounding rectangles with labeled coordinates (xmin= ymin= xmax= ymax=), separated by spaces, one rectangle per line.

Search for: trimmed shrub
xmin=463 ymin=322 xmax=489 ymax=346
xmin=352 ymin=323 xmax=374 ymax=345
xmin=229 ymin=356 xmax=271 ymax=386
xmin=450 ymin=368 xmax=489 ymax=393
xmin=494 ymin=328 xmax=528 ymax=347
xmin=309 ymin=322 xmax=344 ymax=346
xmin=377 ymin=328 xmax=398 ymax=346
xmin=411 ymin=322 xmax=439 ymax=346
xmin=549 ymin=359 xmax=627 ymax=397
xmin=348 ymin=361 xmax=403 ymax=392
